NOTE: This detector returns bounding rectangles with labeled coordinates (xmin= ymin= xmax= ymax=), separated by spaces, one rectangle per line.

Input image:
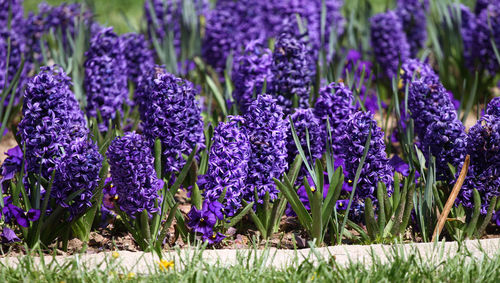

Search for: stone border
xmin=1 ymin=238 xmax=499 ymax=272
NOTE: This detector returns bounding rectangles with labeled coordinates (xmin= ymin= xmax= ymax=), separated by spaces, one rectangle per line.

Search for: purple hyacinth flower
xmin=400 ymin=58 xmax=439 ymax=90
xmin=121 ymin=33 xmax=155 ymax=85
xmin=396 ymin=0 xmax=429 ymax=56
xmin=136 ymin=66 xmax=205 ymax=175
xmin=338 ymin=111 xmax=394 ymax=203
xmin=370 ymin=11 xmax=411 ymax=78
xmin=18 ymin=65 xmax=88 ymax=180
xmin=486 ymin=97 xmax=500 ymax=117
xmin=408 ymin=79 xmax=458 ymax=137
xmin=84 ymin=27 xmax=128 ymax=129
xmin=471 ymin=2 xmax=500 ymax=74
xmin=421 ymin=119 xmax=467 ymax=180
xmin=269 ymin=31 xmax=312 ymax=113
xmin=53 ymin=137 xmax=103 ymax=220
xmin=107 ymin=132 xmax=163 ymax=218
xmin=314 ymin=82 xmax=357 ymax=156
xmin=201 ymin=116 xmax=251 ymax=216
xmin=1 ymin=227 xmax=20 ymax=243
xmin=457 ymin=114 xmax=500 ymax=214
xmin=232 ymin=40 xmax=273 ymax=113
xmin=242 ymin=94 xmax=288 ymax=204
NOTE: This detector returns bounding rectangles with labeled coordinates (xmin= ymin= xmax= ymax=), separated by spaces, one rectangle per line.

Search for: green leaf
xmin=226 ymin=201 xmax=254 ymax=229
xmin=364 ymin=198 xmax=378 ymax=241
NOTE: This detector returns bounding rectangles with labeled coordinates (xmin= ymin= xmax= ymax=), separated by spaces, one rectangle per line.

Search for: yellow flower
xmin=112 ymin=251 xmax=120 ymax=259
xmin=127 ymin=272 xmax=136 ymax=279
xmin=158 ymin=259 xmax=174 ymax=271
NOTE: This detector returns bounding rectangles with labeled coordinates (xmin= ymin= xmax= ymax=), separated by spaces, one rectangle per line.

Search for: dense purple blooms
xmin=269 ymin=31 xmax=312 ymax=113
xmin=107 ymin=132 xmax=163 ymax=218
xmin=475 ymin=0 xmax=494 ymax=15
xmin=121 ymin=33 xmax=155 ymax=85
xmin=242 ymin=94 xmax=288 ymax=203
xmin=201 ymin=116 xmax=251 ymax=216
xmin=0 ymin=0 xmax=24 ymax=31
xmin=231 ymin=40 xmax=273 ymax=113
xmin=52 ymin=138 xmax=103 ymax=220
xmin=458 ymin=115 xmax=500 ymax=214
xmin=136 ymin=67 xmax=205 ymax=174
xmin=408 ymin=80 xmax=458 ymax=137
xmin=338 ymin=111 xmax=394 ymax=203
xmin=400 ymin=59 xmax=439 ymax=89
xmin=486 ymin=97 xmax=500 ymax=117
xmin=408 ymin=79 xmax=467 ymax=180
xmin=18 ymin=66 xmax=87 ymax=179
xmin=472 ymin=2 xmax=500 ymax=74
xmin=287 ymin=108 xmax=325 ymax=178
xmin=314 ymin=82 xmax=357 ymax=155
xmin=202 ymin=0 xmax=264 ymax=77
xmin=370 ymin=11 xmax=411 ymax=78
xmin=84 ymin=28 xmax=128 ymax=127
xmin=421 ymin=119 xmax=467 ymax=180
xmin=396 ymin=0 xmax=429 ymax=56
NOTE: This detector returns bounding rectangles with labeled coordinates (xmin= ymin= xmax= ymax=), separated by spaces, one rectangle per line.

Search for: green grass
xmin=23 ymin=0 xmax=144 ymax=34
xmin=1 ymin=245 xmax=499 ymax=282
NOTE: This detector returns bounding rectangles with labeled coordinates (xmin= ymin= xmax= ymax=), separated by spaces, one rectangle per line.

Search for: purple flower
xmin=202 ymin=232 xmax=226 ymax=244
xmin=342 ymin=50 xmax=373 ymax=93
xmin=336 ymin=199 xmax=349 ymax=211
xmin=242 ymin=95 xmax=288 ymax=203
xmin=202 ymin=0 xmax=264 ymax=77
xmin=457 ymin=115 xmax=500 ymax=214
xmin=421 ymin=119 xmax=467 ymax=180
xmin=287 ymin=108 xmax=325 ymax=179
xmin=136 ymin=67 xmax=205 ymax=175
xmin=475 ymin=0 xmax=493 ymax=15
xmin=471 ymin=2 xmax=500 ymax=74
xmin=84 ymin=27 xmax=128 ymax=128
xmin=231 ymin=40 xmax=273 ymax=113
xmin=10 ymin=206 xmax=41 ymax=227
xmin=269 ymin=31 xmax=312 ymax=113
xmin=370 ymin=11 xmax=411 ymax=78
xmin=1 ymin=227 xmax=20 ymax=243
xmin=18 ymin=66 xmax=88 ymax=180
xmin=0 ymin=146 xmax=23 ymax=187
xmin=0 ymin=0 xmax=24 ymax=32
xmin=486 ymin=97 xmax=500 ymax=117
xmin=285 ymin=172 xmax=330 ymax=216
xmin=396 ymin=0 xmax=429 ymax=56
xmin=187 ymin=200 xmax=224 ymax=237
xmin=121 ymin=33 xmax=155 ymax=85
xmin=400 ymin=59 xmax=439 ymax=89
xmin=314 ymin=82 xmax=357 ymax=156
xmin=338 ymin=111 xmax=394 ymax=203
xmin=408 ymin=80 xmax=458 ymax=137
xmin=201 ymin=116 xmax=251 ymax=216
xmin=106 ymin=132 xmax=163 ymax=218
xmin=52 ymin=137 xmax=103 ymax=220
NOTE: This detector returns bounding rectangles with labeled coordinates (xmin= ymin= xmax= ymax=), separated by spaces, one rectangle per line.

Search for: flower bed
xmin=0 ymin=0 xmax=499 ymax=256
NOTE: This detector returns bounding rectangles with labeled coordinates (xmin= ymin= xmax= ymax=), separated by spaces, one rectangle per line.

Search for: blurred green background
xmin=23 ymin=0 xmax=144 ymax=34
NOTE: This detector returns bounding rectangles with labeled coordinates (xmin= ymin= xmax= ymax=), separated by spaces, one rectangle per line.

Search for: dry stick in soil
xmin=431 ymin=155 xmax=470 ymax=242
